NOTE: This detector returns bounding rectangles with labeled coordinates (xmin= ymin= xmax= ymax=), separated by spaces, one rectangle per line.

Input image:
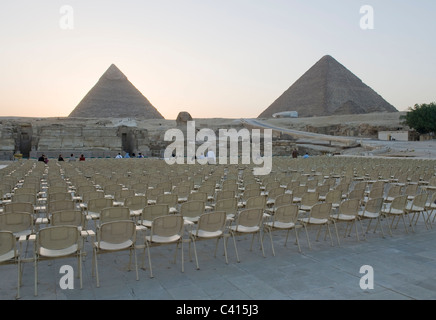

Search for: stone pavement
xmin=1 ymin=215 xmax=436 ymax=301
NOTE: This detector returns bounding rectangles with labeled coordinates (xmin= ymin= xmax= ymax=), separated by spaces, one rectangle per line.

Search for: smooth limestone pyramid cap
xmin=69 ymin=64 xmax=164 ymax=119
xmin=258 ymin=55 xmax=398 ymax=118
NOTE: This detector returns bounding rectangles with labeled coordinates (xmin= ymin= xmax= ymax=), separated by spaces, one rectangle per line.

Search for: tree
xmin=401 ymin=102 xmax=436 ymax=135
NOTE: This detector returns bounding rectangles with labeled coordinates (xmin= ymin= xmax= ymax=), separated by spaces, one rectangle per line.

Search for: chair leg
xmin=93 ymin=247 xmax=100 ymax=287
xmin=231 ymin=232 xmax=240 ymax=262
xmin=294 ymin=228 xmax=301 ymax=253
xmin=34 ymin=256 xmax=38 ymax=296
xmin=146 ymin=243 xmax=153 ymax=278
xmin=191 ymin=238 xmax=199 ymax=270
xmin=303 ymin=225 xmax=311 ymax=250
xmin=222 ymin=236 xmax=229 ymax=264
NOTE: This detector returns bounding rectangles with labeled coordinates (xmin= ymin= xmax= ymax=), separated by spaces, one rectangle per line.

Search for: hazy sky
xmin=0 ymin=0 xmax=435 ymax=120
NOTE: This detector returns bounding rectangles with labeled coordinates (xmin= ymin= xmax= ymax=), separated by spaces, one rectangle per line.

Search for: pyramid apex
xmin=102 ymin=64 xmax=127 ymax=81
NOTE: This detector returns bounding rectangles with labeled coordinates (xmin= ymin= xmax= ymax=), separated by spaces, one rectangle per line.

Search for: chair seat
xmin=94 ymin=240 xmax=133 ymax=251
xmin=190 ymin=229 xmax=223 ymax=238
xmin=229 ymin=225 xmax=259 ymax=233
xmin=146 ymin=234 xmax=182 ymax=244
xmin=299 ymin=217 xmax=328 ymax=224
xmin=129 ymin=209 xmax=142 ymax=217
xmin=264 ymin=221 xmax=296 ymax=229
xmin=0 ymin=250 xmax=16 ymax=262
xmin=330 ymin=214 xmax=356 ymax=221
xmin=169 ymin=207 xmax=178 ymax=214
xmin=139 ymin=220 xmax=152 ymax=228
xmin=39 ymin=244 xmax=78 ymax=257
xmin=382 ymin=208 xmax=404 ymax=215
xmin=359 ymin=211 xmax=379 ymax=219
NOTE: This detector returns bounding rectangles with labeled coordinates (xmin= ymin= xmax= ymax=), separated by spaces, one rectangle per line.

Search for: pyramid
xmin=69 ymin=64 xmax=164 ymax=119
xmin=258 ymin=55 xmax=398 ymax=118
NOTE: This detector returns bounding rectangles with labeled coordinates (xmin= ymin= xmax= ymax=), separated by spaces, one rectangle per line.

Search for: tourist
xmin=38 ymin=154 xmax=45 ymax=162
xmin=292 ymin=149 xmax=298 ymax=159
xmin=138 ymin=153 xmax=144 ymax=158
xmin=58 ymin=154 xmax=64 ymax=161
xmin=43 ymin=155 xmax=49 ymax=164
xmin=79 ymin=154 xmax=85 ymax=161
xmin=124 ymin=152 xmax=130 ymax=158
xmin=115 ymin=153 xmax=123 ymax=159
xmin=69 ymin=154 xmax=75 ymax=162
xmin=303 ymin=152 xmax=309 ymax=159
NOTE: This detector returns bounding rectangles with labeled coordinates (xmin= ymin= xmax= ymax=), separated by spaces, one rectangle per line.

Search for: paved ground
xmin=2 ymin=211 xmax=435 ymax=301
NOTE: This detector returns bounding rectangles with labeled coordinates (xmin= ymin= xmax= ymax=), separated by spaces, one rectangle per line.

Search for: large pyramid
xmin=69 ymin=64 xmax=164 ymax=119
xmin=258 ymin=55 xmax=398 ymax=118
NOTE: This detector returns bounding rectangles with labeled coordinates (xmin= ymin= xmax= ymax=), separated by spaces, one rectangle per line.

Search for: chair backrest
xmin=114 ymin=189 xmax=135 ymax=202
xmin=4 ymin=202 xmax=34 ymax=214
xmin=174 ymin=184 xmax=191 ymax=197
xmin=100 ymin=207 xmax=131 ymax=224
xmin=48 ymin=192 xmax=72 ymax=202
xmin=390 ymin=195 xmax=408 ymax=211
xmin=338 ymin=199 xmax=360 ymax=217
xmin=235 ymin=208 xmax=263 ymax=229
xmin=241 ymin=188 xmax=261 ymax=201
xmin=196 ymin=211 xmax=227 ymax=235
xmin=316 ymin=184 xmax=330 ymax=197
xmin=157 ymin=193 xmax=178 ymax=207
xmin=267 ymin=187 xmax=285 ymax=200
xmin=12 ymin=193 xmax=36 ymax=204
xmin=216 ymin=190 xmax=235 ymax=202
xmin=273 ymin=193 xmax=293 ymax=207
xmin=150 ymin=215 xmax=184 ymax=239
xmin=147 ymin=187 xmax=164 ymax=201
xmin=142 ymin=204 xmax=169 ymax=221
xmin=363 ymin=197 xmax=384 ymax=215
xmin=87 ymin=198 xmax=113 ymax=212
xmin=198 ymin=184 xmax=215 ymax=197
xmin=180 ymin=200 xmax=205 ymax=219
xmin=215 ymin=197 xmax=238 ymax=217
xmin=274 ymin=204 xmax=299 ymax=224
xmin=245 ymin=195 xmax=266 ymax=210
xmin=188 ymin=191 xmax=208 ymax=202
xmin=290 ymin=185 xmax=308 ymax=198
xmin=404 ymin=184 xmax=418 ymax=196
xmin=368 ymin=187 xmax=384 ymax=199
xmin=98 ymin=220 xmax=136 ymax=245
xmin=386 ymin=185 xmax=402 ymax=198
xmin=325 ymin=189 xmax=342 ymax=205
xmin=124 ymin=195 xmax=147 ymax=210
xmin=0 ymin=231 xmax=16 ymax=261
xmin=48 ymin=199 xmax=75 ymax=213
xmin=13 ymin=187 xmax=36 ymax=196
xmin=301 ymin=192 xmax=319 ymax=206
xmin=82 ymin=191 xmax=104 ymax=203
xmin=310 ymin=202 xmax=332 ymax=220
xmin=37 ymin=225 xmax=80 ymax=252
xmin=347 ymin=188 xmax=364 ymax=201
xmin=50 ymin=210 xmax=84 ymax=227
xmin=411 ymin=193 xmax=428 ymax=208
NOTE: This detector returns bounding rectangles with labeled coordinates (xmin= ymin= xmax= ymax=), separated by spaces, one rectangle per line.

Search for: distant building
xmin=378 ymin=131 xmax=410 ymax=141
xmin=272 ymin=111 xmax=298 ymax=118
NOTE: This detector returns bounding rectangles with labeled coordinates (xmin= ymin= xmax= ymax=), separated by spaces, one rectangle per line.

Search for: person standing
xmin=292 ymin=149 xmax=298 ymax=159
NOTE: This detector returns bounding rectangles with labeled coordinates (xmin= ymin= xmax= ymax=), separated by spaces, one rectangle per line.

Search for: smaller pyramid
xmin=258 ymin=55 xmax=398 ymax=118
xmin=69 ymin=64 xmax=164 ymax=119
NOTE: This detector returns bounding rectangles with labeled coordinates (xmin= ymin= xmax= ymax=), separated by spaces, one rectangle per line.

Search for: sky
xmin=0 ymin=0 xmax=435 ymax=120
